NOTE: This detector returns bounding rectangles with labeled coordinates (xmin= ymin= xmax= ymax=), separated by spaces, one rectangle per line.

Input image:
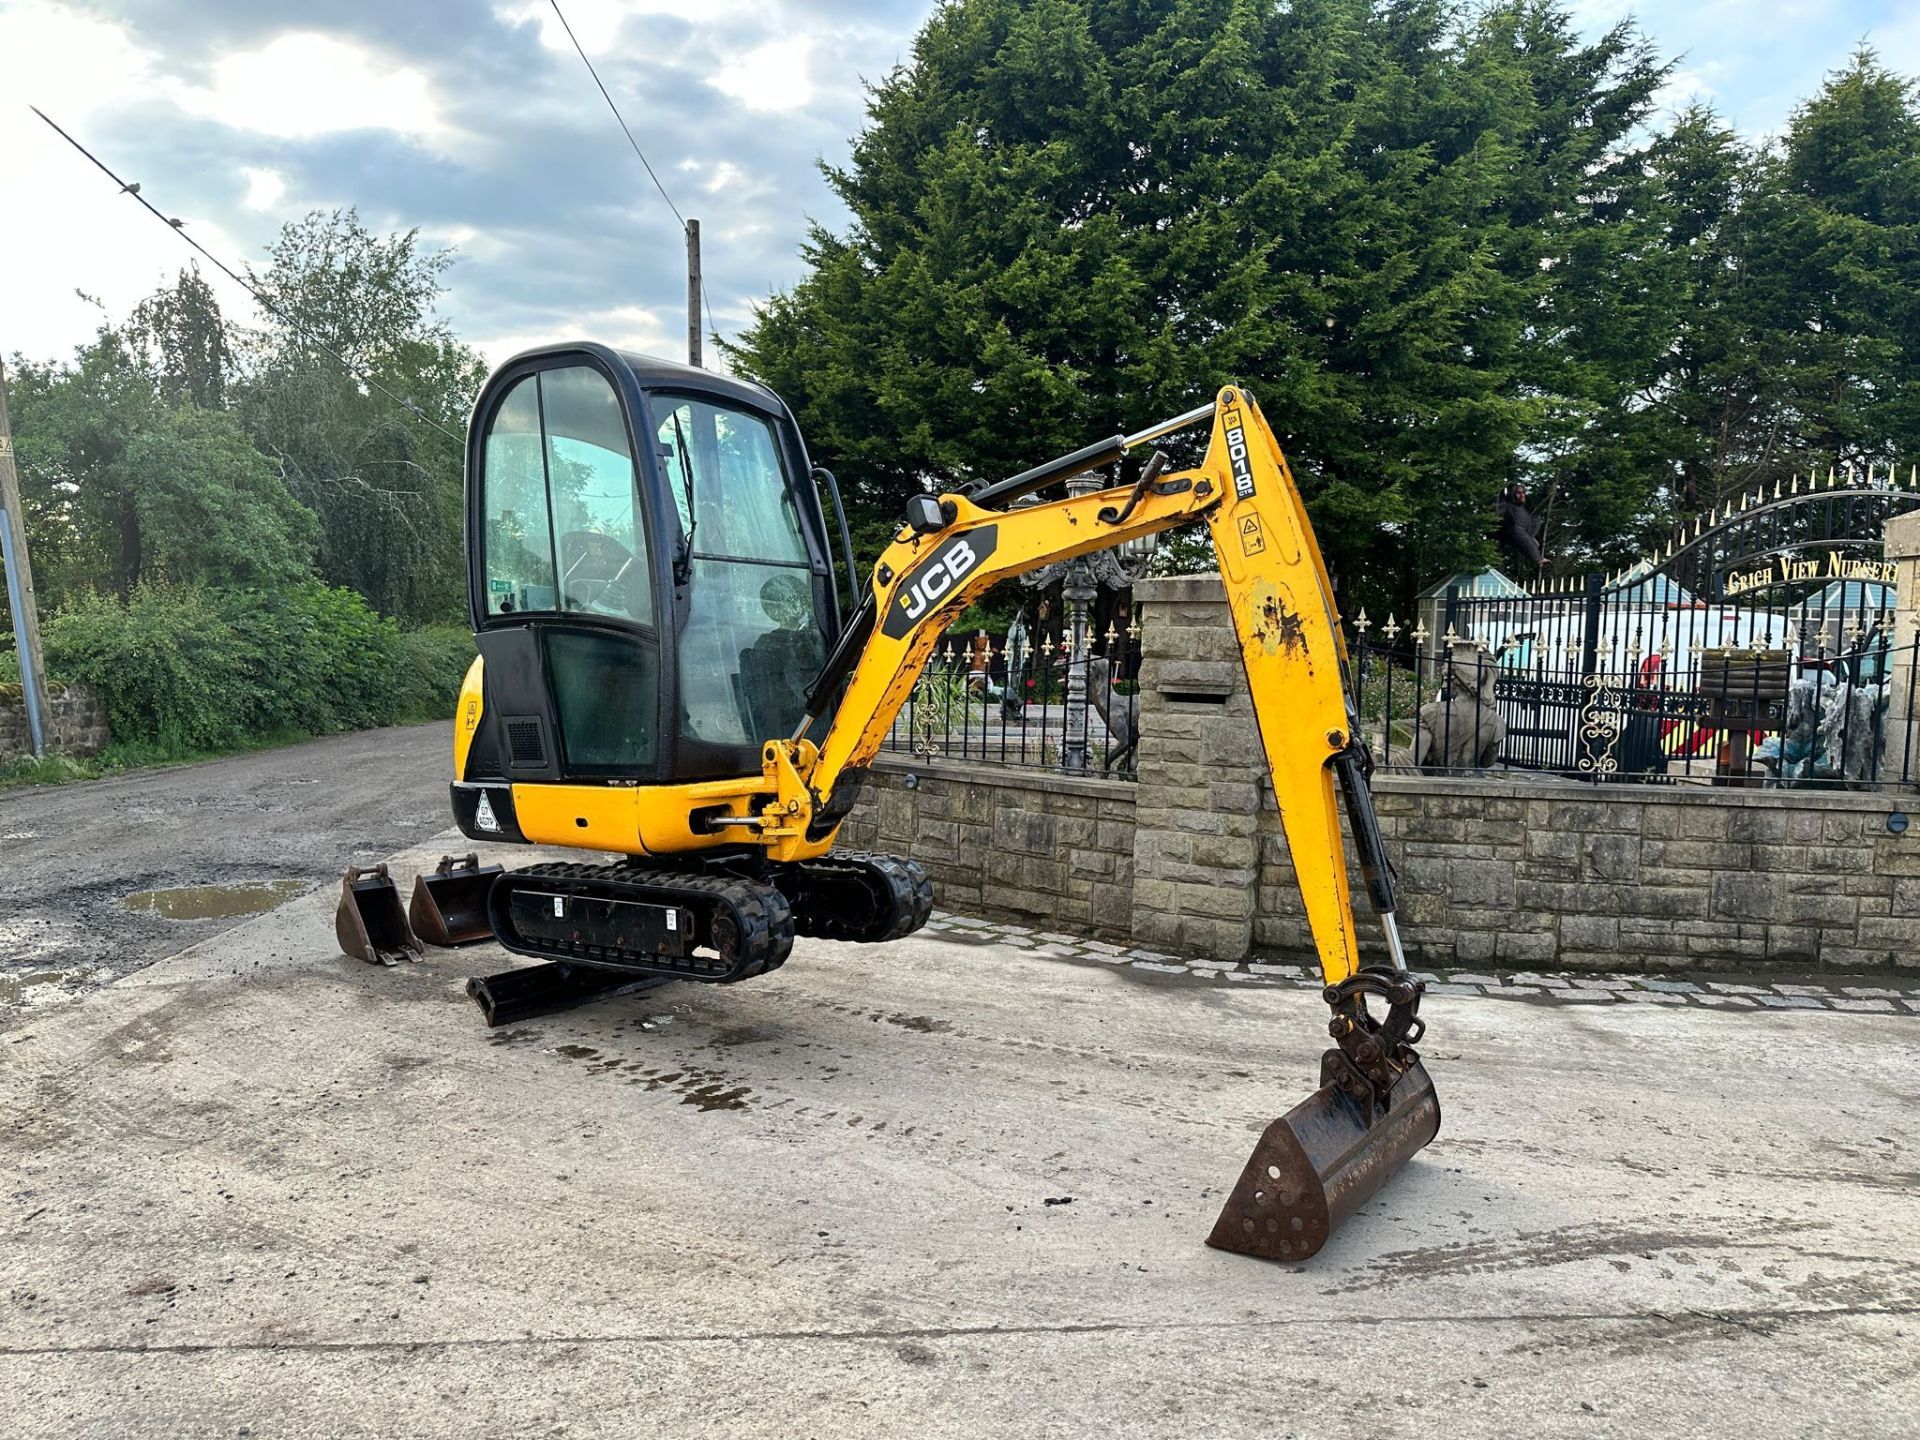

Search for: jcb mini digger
xmin=444 ymin=343 xmax=1439 ymax=1261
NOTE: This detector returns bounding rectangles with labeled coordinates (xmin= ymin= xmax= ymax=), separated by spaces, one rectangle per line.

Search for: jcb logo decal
xmin=882 ymin=525 xmax=999 ymax=638
xmin=1224 ymin=412 xmax=1256 ymax=500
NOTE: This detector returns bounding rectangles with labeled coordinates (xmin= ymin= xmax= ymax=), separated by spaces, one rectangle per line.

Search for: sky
xmin=1 ymin=0 xmax=1915 ymax=377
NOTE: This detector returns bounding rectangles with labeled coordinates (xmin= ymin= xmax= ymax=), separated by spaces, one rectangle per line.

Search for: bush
xmin=390 ymin=625 xmax=478 ymax=723
xmin=43 ymin=586 xmax=254 ymax=751
xmin=212 ymin=582 xmax=403 ymax=735
xmin=39 ymin=582 xmax=474 ymax=756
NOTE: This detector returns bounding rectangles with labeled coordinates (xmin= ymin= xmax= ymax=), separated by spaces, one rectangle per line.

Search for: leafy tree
xmin=125 ymin=266 xmax=233 ymax=410
xmin=121 ymin=404 xmax=317 ymax=589
xmin=7 ymin=276 xmax=315 ymax=601
xmin=6 ymin=329 xmax=155 ymax=606
xmin=734 ymin=0 xmax=1667 ymax=610
xmin=1742 ymin=48 xmax=1920 ymax=472
xmin=238 ymin=209 xmax=485 ymax=624
xmin=1533 ymin=105 xmax=1757 ymax=568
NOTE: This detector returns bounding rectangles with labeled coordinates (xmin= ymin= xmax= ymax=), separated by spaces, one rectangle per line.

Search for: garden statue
xmin=1413 ymin=639 xmax=1505 ymax=772
xmin=1496 ymin=482 xmax=1544 ymax=575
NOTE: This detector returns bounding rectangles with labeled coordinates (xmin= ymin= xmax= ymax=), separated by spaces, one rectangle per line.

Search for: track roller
xmin=487 ymin=862 xmax=794 ymax=982
xmin=775 ymin=852 xmax=933 ymax=943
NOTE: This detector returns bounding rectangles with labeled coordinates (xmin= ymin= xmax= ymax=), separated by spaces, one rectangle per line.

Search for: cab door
xmin=650 ymin=390 xmax=831 ymax=779
xmin=466 ymin=361 xmax=664 ymax=785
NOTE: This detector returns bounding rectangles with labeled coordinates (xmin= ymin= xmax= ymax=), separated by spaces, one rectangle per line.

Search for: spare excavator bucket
xmin=409 ymin=853 xmax=502 ymax=947
xmin=1208 ymin=1055 xmax=1440 ymax=1263
xmin=335 ymin=864 xmax=424 ymax=967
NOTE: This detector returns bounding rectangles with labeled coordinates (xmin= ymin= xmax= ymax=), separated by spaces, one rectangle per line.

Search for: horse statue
xmin=1412 ymin=639 xmax=1505 ymax=773
xmin=1090 ymin=663 xmax=1140 ymax=775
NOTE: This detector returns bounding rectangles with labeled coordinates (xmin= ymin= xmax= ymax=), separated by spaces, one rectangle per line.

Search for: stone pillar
xmin=1889 ymin=511 xmax=1920 ymax=774
xmin=1128 ymin=574 xmax=1263 ymax=959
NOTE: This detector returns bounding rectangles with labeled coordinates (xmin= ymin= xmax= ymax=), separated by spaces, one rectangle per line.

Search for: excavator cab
xmin=454 ymin=343 xmax=841 ymax=832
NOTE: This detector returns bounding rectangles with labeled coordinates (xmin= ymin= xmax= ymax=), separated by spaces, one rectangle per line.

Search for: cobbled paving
xmin=923 ymin=912 xmax=1920 ymax=1014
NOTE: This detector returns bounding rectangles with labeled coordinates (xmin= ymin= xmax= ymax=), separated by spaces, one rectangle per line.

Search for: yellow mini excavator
xmin=445 ymin=343 xmax=1439 ymax=1261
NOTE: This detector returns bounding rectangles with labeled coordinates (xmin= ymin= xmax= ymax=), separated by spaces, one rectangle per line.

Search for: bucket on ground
xmin=1207 ymin=1056 xmax=1440 ymax=1262
xmin=335 ymin=864 xmax=424 ymax=967
xmin=409 ymin=853 xmax=502 ymax=947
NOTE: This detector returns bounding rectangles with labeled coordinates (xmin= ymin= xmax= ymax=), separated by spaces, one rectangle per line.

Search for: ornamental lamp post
xmin=1016 ymin=472 xmax=1160 ymax=773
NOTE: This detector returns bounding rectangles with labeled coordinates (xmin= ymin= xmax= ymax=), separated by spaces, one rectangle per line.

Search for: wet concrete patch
xmin=124 ymin=880 xmax=309 ymax=921
xmin=544 ymin=1040 xmax=755 ymax=1112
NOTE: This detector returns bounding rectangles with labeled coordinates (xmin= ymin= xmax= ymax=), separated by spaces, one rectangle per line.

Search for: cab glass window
xmin=482 ymin=365 xmax=652 ymax=625
xmin=654 ymin=396 xmax=807 ymax=563
xmin=481 ymin=376 xmax=554 ymax=614
xmin=651 ymin=394 xmax=822 ymax=746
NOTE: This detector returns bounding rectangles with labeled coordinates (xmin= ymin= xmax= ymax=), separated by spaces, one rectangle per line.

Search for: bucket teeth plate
xmin=1208 ymin=1056 xmax=1440 ymax=1263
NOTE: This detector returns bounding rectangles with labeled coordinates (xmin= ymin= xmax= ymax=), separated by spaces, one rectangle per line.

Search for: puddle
xmin=0 ymin=970 xmax=78 ymax=1005
xmin=123 ymin=879 xmax=308 ymax=921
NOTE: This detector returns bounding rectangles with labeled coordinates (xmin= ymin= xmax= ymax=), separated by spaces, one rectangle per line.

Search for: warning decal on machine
xmin=475 ymin=792 xmax=501 ymax=833
xmin=1238 ymin=515 xmax=1265 ymax=556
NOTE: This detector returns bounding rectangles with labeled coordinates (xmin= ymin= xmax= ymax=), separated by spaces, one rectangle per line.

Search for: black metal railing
xmin=1354 ymin=581 xmax=1916 ymax=789
xmin=882 ymin=631 xmax=1141 ymax=779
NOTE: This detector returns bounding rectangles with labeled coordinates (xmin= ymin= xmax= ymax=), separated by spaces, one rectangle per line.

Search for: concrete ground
xmin=0 ymin=723 xmax=455 ymax=986
xmin=4 ymin=839 xmax=1918 ymax=1439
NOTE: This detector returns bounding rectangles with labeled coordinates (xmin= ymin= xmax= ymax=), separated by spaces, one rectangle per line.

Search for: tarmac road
xmin=2 ymin=838 xmax=1916 ymax=1439
xmin=0 ymin=723 xmax=455 ymax=989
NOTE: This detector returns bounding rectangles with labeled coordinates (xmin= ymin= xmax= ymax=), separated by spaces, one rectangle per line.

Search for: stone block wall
xmin=0 ymin=681 xmax=109 ymax=763
xmin=837 ymin=759 xmax=1136 ymax=941
xmin=1254 ymin=775 xmax=1917 ymax=973
xmin=845 ymin=571 xmax=1920 ymax=975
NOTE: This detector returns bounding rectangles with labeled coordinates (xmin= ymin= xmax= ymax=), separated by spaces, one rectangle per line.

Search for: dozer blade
xmin=409 ymin=853 xmax=503 ymax=947
xmin=1208 ymin=1055 xmax=1440 ymax=1263
xmin=335 ymin=864 xmax=424 ymax=967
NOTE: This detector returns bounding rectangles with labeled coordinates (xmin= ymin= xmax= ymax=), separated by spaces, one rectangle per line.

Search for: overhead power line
xmin=546 ymin=0 xmax=723 ymax=351
xmin=29 ymin=105 xmax=464 ymax=445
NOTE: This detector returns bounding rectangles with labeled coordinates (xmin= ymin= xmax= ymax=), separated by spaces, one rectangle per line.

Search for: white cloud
xmin=172 ymin=33 xmax=449 ymax=149
xmin=468 ymin=303 xmax=677 ymax=368
xmin=239 ymin=166 xmax=286 ymax=211
xmin=0 ymin=0 xmax=157 ymax=121
xmin=0 ymin=2 xmax=263 ymax=359
xmin=493 ymin=0 xmax=763 ymax=51
xmin=1651 ymin=64 xmax=1723 ymax=119
xmin=710 ymin=36 xmax=815 ymax=112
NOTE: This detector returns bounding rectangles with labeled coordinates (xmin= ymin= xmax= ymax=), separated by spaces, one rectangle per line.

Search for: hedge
xmin=38 ymin=583 xmax=473 ymax=753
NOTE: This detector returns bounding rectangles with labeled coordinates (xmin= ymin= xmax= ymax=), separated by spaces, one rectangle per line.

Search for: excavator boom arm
xmin=783 ymin=385 xmax=1396 ymax=991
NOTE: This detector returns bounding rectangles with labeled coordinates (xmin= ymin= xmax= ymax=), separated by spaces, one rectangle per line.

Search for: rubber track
xmin=491 ymin=862 xmax=794 ymax=982
xmin=788 ymin=852 xmax=934 ymax=944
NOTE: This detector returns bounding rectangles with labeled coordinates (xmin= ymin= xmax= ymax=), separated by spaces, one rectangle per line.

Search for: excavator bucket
xmin=1208 ymin=1054 xmax=1440 ymax=1262
xmin=409 ymin=853 xmax=502 ymax=947
xmin=335 ymin=864 xmax=424 ymax=967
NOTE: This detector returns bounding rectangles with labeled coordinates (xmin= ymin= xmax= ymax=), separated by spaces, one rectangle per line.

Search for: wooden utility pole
xmin=0 ymin=358 xmax=52 ymax=756
xmin=686 ymin=217 xmax=703 ymax=368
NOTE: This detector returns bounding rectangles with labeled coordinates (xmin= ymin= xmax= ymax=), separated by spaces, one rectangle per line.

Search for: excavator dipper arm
xmin=756 ymin=386 xmax=1440 ymax=1261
